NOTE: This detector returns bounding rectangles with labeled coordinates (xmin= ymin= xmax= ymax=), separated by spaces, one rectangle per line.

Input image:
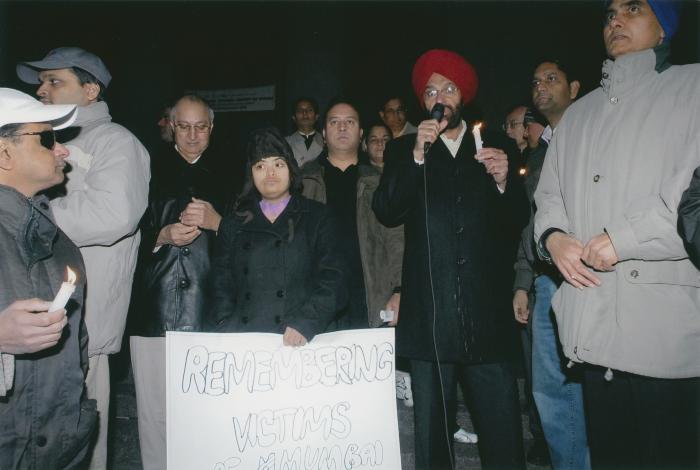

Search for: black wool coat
xmin=372 ymin=129 xmax=528 ymax=363
xmin=208 ymin=195 xmax=348 ymax=341
xmin=134 ymin=148 xmax=229 ymax=336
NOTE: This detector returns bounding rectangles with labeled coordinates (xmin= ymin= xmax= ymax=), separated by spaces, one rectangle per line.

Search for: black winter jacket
xmin=679 ymin=164 xmax=700 ymax=267
xmin=373 ymin=129 xmax=528 ymax=363
xmin=208 ymin=195 xmax=348 ymax=341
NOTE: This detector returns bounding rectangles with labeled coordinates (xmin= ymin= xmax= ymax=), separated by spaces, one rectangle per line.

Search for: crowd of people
xmin=0 ymin=1 xmax=698 ymax=469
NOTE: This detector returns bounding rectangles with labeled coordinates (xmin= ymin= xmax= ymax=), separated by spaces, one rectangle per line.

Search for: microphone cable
xmin=422 ymin=139 xmax=456 ymax=470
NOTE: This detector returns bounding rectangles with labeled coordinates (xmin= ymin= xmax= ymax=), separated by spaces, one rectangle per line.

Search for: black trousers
xmin=411 ymin=359 xmax=525 ymax=470
xmin=583 ymin=367 xmax=700 ymax=470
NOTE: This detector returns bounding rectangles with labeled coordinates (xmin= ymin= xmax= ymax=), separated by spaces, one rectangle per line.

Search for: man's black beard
xmin=446 ymin=103 xmax=463 ymax=130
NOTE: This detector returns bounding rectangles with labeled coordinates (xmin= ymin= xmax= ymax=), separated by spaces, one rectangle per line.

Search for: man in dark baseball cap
xmin=17 ymin=47 xmax=111 ymax=105
xmin=16 ymin=47 xmax=150 ymax=470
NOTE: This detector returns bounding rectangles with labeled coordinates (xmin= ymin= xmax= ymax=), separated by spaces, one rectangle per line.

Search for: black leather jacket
xmin=134 ymin=148 xmax=228 ymax=336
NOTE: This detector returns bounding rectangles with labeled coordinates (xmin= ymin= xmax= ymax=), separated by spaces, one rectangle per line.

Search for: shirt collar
xmin=174 ymin=145 xmax=202 ymax=164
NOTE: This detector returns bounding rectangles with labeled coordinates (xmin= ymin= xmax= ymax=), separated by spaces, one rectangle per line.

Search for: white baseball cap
xmin=0 ymin=88 xmax=77 ymax=130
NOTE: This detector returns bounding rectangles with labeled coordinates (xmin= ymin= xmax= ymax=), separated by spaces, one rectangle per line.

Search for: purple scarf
xmin=260 ymin=195 xmax=291 ymax=222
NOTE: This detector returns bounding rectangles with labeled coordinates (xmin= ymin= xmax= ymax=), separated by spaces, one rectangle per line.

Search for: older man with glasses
xmin=0 ymin=87 xmax=97 ymax=468
xmin=502 ymin=105 xmax=527 ymax=156
xmin=129 ymin=93 xmax=225 ymax=469
xmin=374 ymin=49 xmax=528 ymax=469
xmin=16 ymin=46 xmax=150 ymax=470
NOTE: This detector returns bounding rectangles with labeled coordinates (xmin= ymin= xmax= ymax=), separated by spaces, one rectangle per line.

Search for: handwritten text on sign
xmin=166 ymin=329 xmax=401 ymax=469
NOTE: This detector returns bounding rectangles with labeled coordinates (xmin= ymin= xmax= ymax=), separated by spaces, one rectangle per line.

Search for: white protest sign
xmin=166 ymin=329 xmax=401 ymax=470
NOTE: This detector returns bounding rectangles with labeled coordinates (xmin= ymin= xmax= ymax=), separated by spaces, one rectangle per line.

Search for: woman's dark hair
xmin=234 ymin=127 xmax=302 ymax=209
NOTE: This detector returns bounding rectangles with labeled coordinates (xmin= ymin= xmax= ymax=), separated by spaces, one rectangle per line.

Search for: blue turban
xmin=648 ymin=0 xmax=681 ymax=42
xmin=604 ymin=1 xmax=681 ymax=43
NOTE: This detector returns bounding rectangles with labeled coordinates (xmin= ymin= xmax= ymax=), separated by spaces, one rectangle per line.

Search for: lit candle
xmin=49 ymin=267 xmax=77 ymax=312
xmin=472 ymin=123 xmax=483 ymax=152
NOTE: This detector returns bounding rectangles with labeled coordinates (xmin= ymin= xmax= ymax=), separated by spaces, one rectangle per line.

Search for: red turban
xmin=411 ymin=49 xmax=479 ymax=109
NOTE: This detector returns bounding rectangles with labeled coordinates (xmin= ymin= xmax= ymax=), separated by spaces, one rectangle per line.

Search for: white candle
xmin=472 ymin=123 xmax=483 ymax=152
xmin=49 ymin=267 xmax=77 ymax=312
xmin=379 ymin=309 xmax=395 ymax=323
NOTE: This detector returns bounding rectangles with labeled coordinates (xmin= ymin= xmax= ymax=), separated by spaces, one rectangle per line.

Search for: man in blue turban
xmin=535 ymin=0 xmax=700 ymax=468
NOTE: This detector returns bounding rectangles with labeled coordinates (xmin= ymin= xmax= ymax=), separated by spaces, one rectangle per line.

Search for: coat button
xmin=456 ymin=257 xmax=466 ymax=266
xmin=39 ymin=202 xmax=49 ymax=210
xmin=630 ymin=269 xmax=639 ymax=279
xmin=275 ymin=240 xmax=282 ymax=248
xmin=182 ymin=247 xmax=190 ymax=256
xmin=276 ymin=290 xmax=285 ymax=298
xmin=241 ymin=316 xmax=249 ymax=324
xmin=36 ymin=435 xmax=47 ymax=447
xmin=610 ymin=96 xmax=619 ymax=104
xmin=456 ymin=226 xmax=464 ymax=234
xmin=243 ymin=242 xmax=251 ymax=250
xmin=179 ymin=279 xmax=189 ymax=288
xmin=245 ymin=292 xmax=251 ymax=300
xmin=593 ymin=174 xmax=600 ymax=182
xmin=602 ymin=72 xmax=609 ymax=79
xmin=274 ymin=315 xmax=281 ymax=324
xmin=243 ymin=267 xmax=249 ymax=275
xmin=456 ymin=195 xmax=463 ymax=204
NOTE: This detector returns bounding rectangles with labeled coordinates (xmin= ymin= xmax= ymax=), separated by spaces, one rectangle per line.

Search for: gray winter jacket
xmin=534 ymin=46 xmax=700 ymax=379
xmin=50 ymin=102 xmax=150 ymax=356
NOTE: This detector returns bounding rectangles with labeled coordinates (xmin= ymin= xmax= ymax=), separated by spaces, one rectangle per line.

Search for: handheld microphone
xmin=423 ymin=103 xmax=445 ymax=154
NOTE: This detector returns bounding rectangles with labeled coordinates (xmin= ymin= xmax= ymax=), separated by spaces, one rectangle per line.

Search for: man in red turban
xmin=374 ymin=49 xmax=528 ymax=469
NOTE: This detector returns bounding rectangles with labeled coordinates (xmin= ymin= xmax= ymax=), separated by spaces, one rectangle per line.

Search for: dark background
xmin=1 ymin=0 xmax=698 ymax=189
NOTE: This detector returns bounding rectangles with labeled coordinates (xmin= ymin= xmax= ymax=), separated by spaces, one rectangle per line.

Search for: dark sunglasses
xmin=9 ymin=130 xmax=56 ymax=150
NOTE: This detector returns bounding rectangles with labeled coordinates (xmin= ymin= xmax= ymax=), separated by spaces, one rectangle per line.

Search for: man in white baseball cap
xmin=0 ymin=87 xmax=97 ymax=468
xmin=17 ymin=47 xmax=150 ymax=469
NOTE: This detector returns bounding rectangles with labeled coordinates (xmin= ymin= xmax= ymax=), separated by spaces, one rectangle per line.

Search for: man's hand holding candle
xmin=475 ymin=147 xmax=509 ymax=191
xmin=0 ymin=299 xmax=67 ymax=354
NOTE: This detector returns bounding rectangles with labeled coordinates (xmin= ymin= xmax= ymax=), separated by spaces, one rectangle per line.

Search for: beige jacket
xmin=51 ymin=102 xmax=150 ymax=356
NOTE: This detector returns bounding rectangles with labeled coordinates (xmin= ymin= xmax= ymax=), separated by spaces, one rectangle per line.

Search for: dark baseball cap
xmin=17 ymin=47 xmax=112 ymax=88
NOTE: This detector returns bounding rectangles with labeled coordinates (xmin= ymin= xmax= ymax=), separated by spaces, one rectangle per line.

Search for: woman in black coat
xmin=208 ymin=127 xmax=347 ymax=345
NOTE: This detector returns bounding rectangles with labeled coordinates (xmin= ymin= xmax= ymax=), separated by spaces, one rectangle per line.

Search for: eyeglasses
xmin=424 ymin=84 xmax=459 ymax=99
xmin=502 ymin=120 xmax=524 ymax=131
xmin=10 ymin=130 xmax=56 ymax=150
xmin=173 ymin=122 xmax=211 ymax=134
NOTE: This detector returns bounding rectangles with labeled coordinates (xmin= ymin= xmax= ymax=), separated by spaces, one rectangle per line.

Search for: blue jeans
xmin=532 ymin=274 xmax=590 ymax=470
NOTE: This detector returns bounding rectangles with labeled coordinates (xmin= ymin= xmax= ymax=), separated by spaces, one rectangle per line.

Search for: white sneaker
xmin=395 ymin=371 xmax=414 ymax=407
xmin=453 ymin=427 xmax=478 ymax=444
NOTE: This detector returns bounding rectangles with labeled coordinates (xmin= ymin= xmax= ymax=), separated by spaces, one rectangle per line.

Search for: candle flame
xmin=66 ymin=266 xmax=77 ymax=285
xmin=473 ymin=123 xmax=482 ymax=130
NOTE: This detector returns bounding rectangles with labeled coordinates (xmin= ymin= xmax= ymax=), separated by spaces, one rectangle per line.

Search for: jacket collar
xmin=601 ymin=44 xmax=671 ymax=97
xmin=0 ymin=185 xmax=57 ymax=267
xmin=72 ymin=101 xmax=112 ymax=127
xmin=235 ymin=195 xmax=307 ymax=240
